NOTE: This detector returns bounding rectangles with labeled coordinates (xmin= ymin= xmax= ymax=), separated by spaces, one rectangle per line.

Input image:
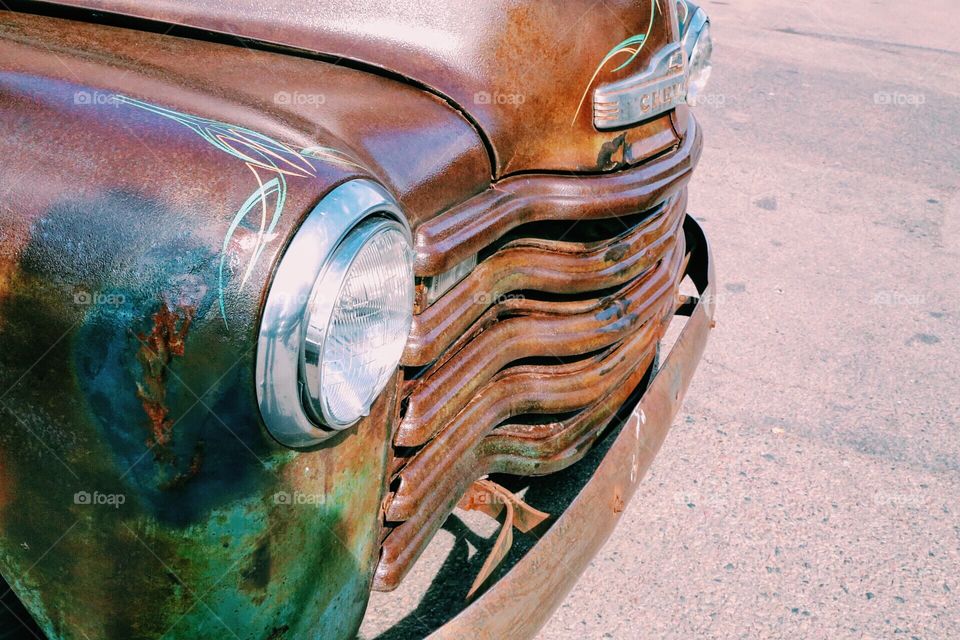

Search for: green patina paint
xmin=0 ymin=152 xmax=388 ymax=638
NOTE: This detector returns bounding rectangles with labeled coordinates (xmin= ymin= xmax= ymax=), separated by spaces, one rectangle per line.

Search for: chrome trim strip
xmin=593 ymin=43 xmax=688 ymax=130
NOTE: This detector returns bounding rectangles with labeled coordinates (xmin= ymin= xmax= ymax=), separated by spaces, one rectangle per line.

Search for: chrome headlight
xmin=302 ymin=217 xmax=413 ymax=428
xmin=256 ymin=179 xmax=414 ymax=448
xmin=680 ymin=4 xmax=713 ymax=106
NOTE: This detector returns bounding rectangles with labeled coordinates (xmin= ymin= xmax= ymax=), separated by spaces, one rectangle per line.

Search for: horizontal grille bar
xmin=396 ymin=229 xmax=685 ymax=448
xmin=404 ymin=191 xmax=687 ymax=366
xmin=413 ymin=119 xmax=701 ymax=276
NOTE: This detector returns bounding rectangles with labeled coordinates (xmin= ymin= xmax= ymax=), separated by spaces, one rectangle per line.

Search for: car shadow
xmin=370 ymin=362 xmax=653 ymax=640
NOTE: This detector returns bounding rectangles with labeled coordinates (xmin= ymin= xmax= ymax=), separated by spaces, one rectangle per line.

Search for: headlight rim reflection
xmin=300 ymin=215 xmax=414 ymax=430
xmin=686 ymin=20 xmax=713 ymax=105
xmin=255 ymin=179 xmax=413 ymax=449
xmin=680 ymin=5 xmax=712 ymax=106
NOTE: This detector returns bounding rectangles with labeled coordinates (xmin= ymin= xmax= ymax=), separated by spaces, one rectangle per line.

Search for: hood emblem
xmin=593 ymin=43 xmax=687 ymax=130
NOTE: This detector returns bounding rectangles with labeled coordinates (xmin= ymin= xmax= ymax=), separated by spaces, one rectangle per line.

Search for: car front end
xmin=0 ymin=1 xmax=715 ymax=637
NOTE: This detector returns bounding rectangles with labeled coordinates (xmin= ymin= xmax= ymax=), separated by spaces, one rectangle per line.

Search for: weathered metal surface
xmin=428 ymin=214 xmax=715 ymax=639
xmin=34 ymin=0 xmax=683 ymax=176
xmin=405 ymin=191 xmax=687 ymax=365
xmin=394 ymin=312 xmax=670 ymax=518
xmin=412 ymin=117 xmax=701 ymax=277
xmin=0 ymin=10 xmax=488 ymax=640
xmin=0 ymin=3 xmax=715 ymax=637
xmin=457 ymin=480 xmax=550 ymax=598
xmin=376 ymin=328 xmax=666 ymax=591
xmin=397 ymin=235 xmax=685 ymax=448
xmin=376 ymin=274 xmax=676 ymax=585
xmin=0 ymin=10 xmax=492 ymax=228
xmin=375 ymin=136 xmax=698 ymax=589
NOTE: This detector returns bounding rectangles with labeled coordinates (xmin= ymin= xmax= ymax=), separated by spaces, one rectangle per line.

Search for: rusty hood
xmin=37 ymin=0 xmax=684 ymax=176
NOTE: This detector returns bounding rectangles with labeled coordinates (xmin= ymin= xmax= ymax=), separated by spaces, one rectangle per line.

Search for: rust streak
xmin=135 ymin=301 xmax=195 ymax=452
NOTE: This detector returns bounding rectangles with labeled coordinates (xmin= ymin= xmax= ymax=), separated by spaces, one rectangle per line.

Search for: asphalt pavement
xmin=362 ymin=0 xmax=960 ymax=637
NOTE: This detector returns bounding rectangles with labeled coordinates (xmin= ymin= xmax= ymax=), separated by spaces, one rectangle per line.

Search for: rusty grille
xmin=374 ymin=121 xmax=702 ymax=591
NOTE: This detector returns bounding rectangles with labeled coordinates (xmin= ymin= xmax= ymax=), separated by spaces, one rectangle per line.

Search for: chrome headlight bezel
xmin=300 ymin=215 xmax=414 ymax=430
xmin=255 ymin=179 xmax=413 ymax=448
xmin=681 ymin=6 xmax=712 ymax=105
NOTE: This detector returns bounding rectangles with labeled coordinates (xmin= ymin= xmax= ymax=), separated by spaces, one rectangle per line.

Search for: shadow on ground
xmin=369 ymin=360 xmax=656 ymax=639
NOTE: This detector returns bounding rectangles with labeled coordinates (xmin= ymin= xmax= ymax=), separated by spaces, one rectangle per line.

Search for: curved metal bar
xmin=427 ymin=214 xmax=715 ymax=638
xmin=396 ymin=237 xmax=684 ymax=447
xmin=376 ymin=313 xmax=665 ymax=590
xmin=403 ymin=190 xmax=687 ymax=365
xmin=413 ymin=118 xmax=701 ymax=275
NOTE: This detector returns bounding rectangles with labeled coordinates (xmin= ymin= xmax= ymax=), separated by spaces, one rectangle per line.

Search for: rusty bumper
xmin=429 ymin=214 xmax=715 ymax=639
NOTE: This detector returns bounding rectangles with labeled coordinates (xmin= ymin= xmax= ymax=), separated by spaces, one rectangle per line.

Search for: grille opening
xmin=502 ymin=343 xmax=619 ymax=371
xmin=478 ymin=204 xmax=665 ymax=262
xmin=388 ymin=474 xmax=404 ymax=494
xmin=504 ymin=259 xmax=661 ymax=306
xmin=401 ymin=363 xmax=433 ymax=384
xmin=493 ymin=410 xmax=583 ymax=431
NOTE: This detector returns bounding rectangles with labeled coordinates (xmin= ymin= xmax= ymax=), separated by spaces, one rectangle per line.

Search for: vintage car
xmin=0 ymin=0 xmax=714 ymax=637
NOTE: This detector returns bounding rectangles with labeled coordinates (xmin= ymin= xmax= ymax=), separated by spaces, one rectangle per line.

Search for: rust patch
xmin=612 ymin=491 xmax=625 ymax=514
xmin=604 ymin=243 xmax=630 ymax=263
xmin=135 ymin=300 xmax=195 ymax=453
xmin=596 ymin=133 xmax=627 ymax=171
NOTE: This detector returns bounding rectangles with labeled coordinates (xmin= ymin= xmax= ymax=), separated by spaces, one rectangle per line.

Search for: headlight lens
xmin=686 ymin=21 xmax=713 ymax=105
xmin=302 ymin=217 xmax=414 ymax=428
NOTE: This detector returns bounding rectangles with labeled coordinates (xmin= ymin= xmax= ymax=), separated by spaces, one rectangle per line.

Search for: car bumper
xmin=430 ymin=213 xmax=715 ymax=639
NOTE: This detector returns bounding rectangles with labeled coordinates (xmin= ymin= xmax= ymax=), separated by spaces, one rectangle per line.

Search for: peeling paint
xmin=136 ymin=301 xmax=195 ymax=451
xmin=596 ymin=133 xmax=628 ymax=171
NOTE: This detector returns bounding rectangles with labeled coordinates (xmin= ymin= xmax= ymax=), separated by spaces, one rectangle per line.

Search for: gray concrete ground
xmin=362 ymin=0 xmax=960 ymax=637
